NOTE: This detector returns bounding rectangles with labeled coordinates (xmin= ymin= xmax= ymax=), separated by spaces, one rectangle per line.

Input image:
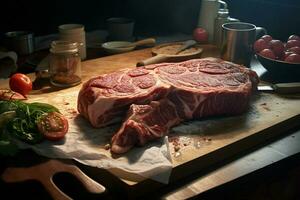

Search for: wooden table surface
xmin=1 ymin=45 xmax=300 ymax=199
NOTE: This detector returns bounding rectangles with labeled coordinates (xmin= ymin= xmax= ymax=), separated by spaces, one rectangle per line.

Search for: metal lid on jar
xmin=50 ymin=40 xmax=79 ymax=54
xmin=58 ymin=24 xmax=85 ymax=34
xmin=217 ymin=8 xmax=229 ymax=18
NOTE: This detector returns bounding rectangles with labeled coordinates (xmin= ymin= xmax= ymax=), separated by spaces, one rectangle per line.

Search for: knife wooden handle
xmin=133 ymin=38 xmax=156 ymax=47
xmin=137 ymin=54 xmax=168 ymax=66
xmin=274 ymin=82 xmax=300 ymax=94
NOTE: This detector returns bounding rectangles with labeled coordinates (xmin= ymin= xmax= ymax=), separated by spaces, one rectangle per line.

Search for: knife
xmin=175 ymin=40 xmax=197 ymax=54
xmin=257 ymin=82 xmax=300 ymax=94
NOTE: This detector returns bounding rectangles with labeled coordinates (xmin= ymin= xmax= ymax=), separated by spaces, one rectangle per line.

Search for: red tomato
xmin=37 ymin=112 xmax=69 ymax=141
xmin=284 ymin=53 xmax=300 ymax=63
xmin=261 ymin=35 xmax=273 ymax=43
xmin=288 ymin=35 xmax=300 ymax=41
xmin=9 ymin=73 xmax=32 ymax=96
xmin=269 ymin=40 xmax=284 ymax=57
xmin=193 ymin=27 xmax=208 ymax=43
xmin=287 ymin=46 xmax=300 ymax=55
xmin=0 ymin=89 xmax=26 ymax=100
xmin=283 ymin=51 xmax=294 ymax=60
xmin=254 ymin=39 xmax=269 ymax=53
xmin=286 ymin=40 xmax=300 ymax=49
xmin=259 ymin=49 xmax=276 ymax=59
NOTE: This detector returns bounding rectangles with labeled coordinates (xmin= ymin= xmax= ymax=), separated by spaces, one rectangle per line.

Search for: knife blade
xmin=175 ymin=40 xmax=197 ymax=54
xmin=257 ymin=82 xmax=300 ymax=94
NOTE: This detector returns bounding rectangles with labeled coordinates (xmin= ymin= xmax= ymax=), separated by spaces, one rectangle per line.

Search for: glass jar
xmin=49 ymin=40 xmax=82 ymax=87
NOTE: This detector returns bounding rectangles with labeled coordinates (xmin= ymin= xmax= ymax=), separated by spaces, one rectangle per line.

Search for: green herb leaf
xmin=8 ymin=118 xmax=43 ymax=144
xmin=29 ymin=102 xmax=60 ymax=113
xmin=0 ymin=100 xmax=21 ymax=114
xmin=0 ymin=111 xmax=16 ymax=129
xmin=0 ymin=100 xmax=61 ymax=147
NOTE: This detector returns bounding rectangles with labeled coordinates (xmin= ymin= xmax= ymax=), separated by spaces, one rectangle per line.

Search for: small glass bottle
xmin=49 ymin=40 xmax=82 ymax=87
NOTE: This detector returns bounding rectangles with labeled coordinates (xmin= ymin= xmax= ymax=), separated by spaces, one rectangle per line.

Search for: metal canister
xmin=4 ymin=31 xmax=35 ymax=55
xmin=220 ymin=22 xmax=257 ymax=67
xmin=213 ymin=9 xmax=239 ymax=48
xmin=58 ymin=24 xmax=86 ymax=60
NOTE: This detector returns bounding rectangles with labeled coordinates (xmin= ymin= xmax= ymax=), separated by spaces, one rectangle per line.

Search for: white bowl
xmin=101 ymin=41 xmax=135 ymax=54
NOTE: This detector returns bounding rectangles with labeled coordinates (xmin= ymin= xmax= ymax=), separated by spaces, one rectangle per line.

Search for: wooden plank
xmin=162 ymin=130 xmax=300 ymax=200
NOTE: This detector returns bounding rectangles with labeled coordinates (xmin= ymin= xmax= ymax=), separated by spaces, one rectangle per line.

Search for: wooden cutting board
xmin=1 ymin=45 xmax=300 ymax=198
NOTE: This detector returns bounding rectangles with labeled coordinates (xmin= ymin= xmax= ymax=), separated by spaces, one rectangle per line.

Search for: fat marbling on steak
xmin=77 ymin=58 xmax=259 ymax=154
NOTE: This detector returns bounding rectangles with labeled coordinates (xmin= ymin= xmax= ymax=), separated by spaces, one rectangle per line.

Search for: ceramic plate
xmin=101 ymin=41 xmax=135 ymax=54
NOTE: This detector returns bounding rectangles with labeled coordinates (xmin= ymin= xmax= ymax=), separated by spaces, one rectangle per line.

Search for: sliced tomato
xmin=0 ymin=89 xmax=26 ymax=100
xmin=37 ymin=112 xmax=69 ymax=141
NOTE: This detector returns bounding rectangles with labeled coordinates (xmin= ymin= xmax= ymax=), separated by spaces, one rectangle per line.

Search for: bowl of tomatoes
xmin=254 ymin=34 xmax=300 ymax=81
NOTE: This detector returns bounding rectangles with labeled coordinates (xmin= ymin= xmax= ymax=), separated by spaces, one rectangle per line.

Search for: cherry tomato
xmin=259 ymin=49 xmax=276 ymax=59
xmin=254 ymin=39 xmax=269 ymax=53
xmin=288 ymin=35 xmax=300 ymax=41
xmin=286 ymin=40 xmax=300 ymax=49
xmin=283 ymin=51 xmax=293 ymax=60
xmin=287 ymin=46 xmax=300 ymax=55
xmin=37 ymin=112 xmax=69 ymax=141
xmin=269 ymin=40 xmax=284 ymax=57
xmin=9 ymin=73 xmax=32 ymax=96
xmin=284 ymin=53 xmax=300 ymax=63
xmin=261 ymin=35 xmax=273 ymax=43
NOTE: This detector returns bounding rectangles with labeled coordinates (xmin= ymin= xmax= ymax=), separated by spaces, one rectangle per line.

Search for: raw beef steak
xmin=77 ymin=58 xmax=259 ymax=153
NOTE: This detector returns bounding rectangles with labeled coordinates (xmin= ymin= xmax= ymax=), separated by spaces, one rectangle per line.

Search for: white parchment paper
xmin=15 ymin=91 xmax=173 ymax=184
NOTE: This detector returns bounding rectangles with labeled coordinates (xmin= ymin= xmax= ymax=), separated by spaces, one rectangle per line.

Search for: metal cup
xmin=106 ymin=18 xmax=135 ymax=41
xmin=221 ymin=22 xmax=266 ymax=67
xmin=4 ymin=31 xmax=35 ymax=55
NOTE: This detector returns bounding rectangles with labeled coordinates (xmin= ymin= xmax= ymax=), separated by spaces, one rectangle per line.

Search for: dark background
xmin=1 ymin=0 xmax=300 ymax=40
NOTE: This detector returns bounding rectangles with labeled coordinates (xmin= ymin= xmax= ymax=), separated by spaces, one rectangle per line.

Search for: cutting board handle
xmin=133 ymin=38 xmax=156 ymax=47
xmin=137 ymin=54 xmax=167 ymax=66
xmin=1 ymin=159 xmax=105 ymax=199
xmin=41 ymin=177 xmax=72 ymax=200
